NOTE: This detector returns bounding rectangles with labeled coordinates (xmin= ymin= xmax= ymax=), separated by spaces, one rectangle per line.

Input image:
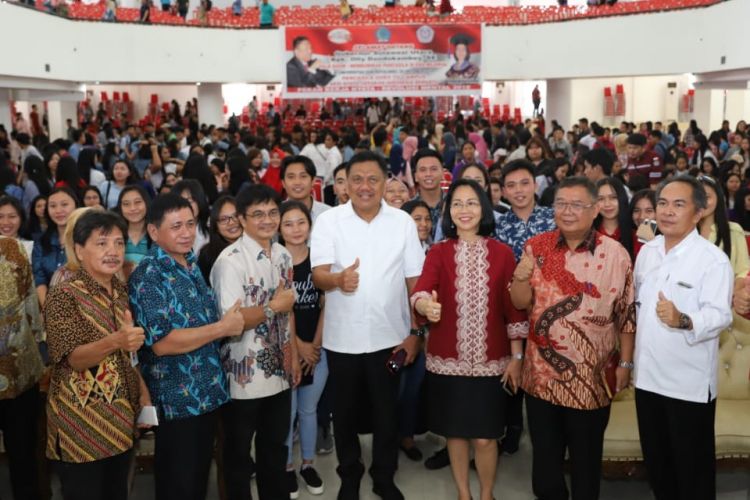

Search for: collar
xmin=555 ymin=228 xmax=598 ymax=254
xmin=659 ymin=228 xmax=699 ymax=257
xmin=72 ymin=268 xmax=124 ymax=299
xmin=240 ymin=233 xmax=272 ymax=260
xmin=153 ymin=244 xmax=196 ymax=269
xmin=343 ymin=199 xmax=386 ymax=222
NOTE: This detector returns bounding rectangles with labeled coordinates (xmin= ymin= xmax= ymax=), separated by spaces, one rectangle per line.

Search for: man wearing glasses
xmin=311 ymin=151 xmax=425 ymax=500
xmin=211 ymin=184 xmax=301 ymax=500
xmin=510 ymin=176 xmax=636 ymax=500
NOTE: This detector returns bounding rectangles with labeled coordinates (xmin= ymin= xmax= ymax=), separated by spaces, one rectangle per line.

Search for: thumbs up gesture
xmin=338 ymin=258 xmax=360 ymax=293
xmin=656 ymin=291 xmax=680 ymax=328
xmin=220 ymin=299 xmax=246 ymax=337
xmin=115 ymin=310 xmax=145 ymax=353
xmin=269 ymin=279 xmax=296 ymax=314
xmin=417 ymin=290 xmax=442 ymax=323
xmin=732 ymin=274 xmax=750 ymax=316
xmin=513 ymin=251 xmax=534 ymax=283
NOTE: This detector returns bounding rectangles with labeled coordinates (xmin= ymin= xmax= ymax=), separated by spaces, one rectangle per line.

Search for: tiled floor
xmin=14 ymin=432 xmax=748 ymax=499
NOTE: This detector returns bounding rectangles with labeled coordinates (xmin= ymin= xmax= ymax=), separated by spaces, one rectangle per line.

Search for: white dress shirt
xmin=633 ymin=230 xmax=733 ymax=403
xmin=310 ymin=200 xmax=425 ymax=354
xmin=211 ymin=234 xmax=294 ymax=400
xmin=311 ymin=200 xmax=331 ymax=224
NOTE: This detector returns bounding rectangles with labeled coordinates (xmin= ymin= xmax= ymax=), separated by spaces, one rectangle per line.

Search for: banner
xmin=282 ymin=24 xmax=483 ymax=98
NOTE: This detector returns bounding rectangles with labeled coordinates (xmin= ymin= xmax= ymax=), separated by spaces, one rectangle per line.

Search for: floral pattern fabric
xmin=494 ymin=205 xmax=556 ymax=262
xmin=129 ymin=245 xmax=228 ymax=421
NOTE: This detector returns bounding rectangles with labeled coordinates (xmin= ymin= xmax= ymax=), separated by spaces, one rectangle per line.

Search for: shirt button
xmin=736 ymin=344 xmax=744 ymax=351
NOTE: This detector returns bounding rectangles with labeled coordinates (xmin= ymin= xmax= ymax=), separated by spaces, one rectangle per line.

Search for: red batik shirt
xmin=411 ymin=238 xmax=529 ymax=377
xmin=520 ymin=229 xmax=636 ymax=410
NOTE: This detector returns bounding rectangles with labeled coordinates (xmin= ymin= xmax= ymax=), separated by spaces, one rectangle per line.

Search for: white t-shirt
xmin=310 ymin=200 xmax=425 ymax=354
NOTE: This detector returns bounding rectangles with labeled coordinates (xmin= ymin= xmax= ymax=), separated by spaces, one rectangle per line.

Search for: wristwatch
xmin=678 ymin=312 xmax=693 ymax=330
xmin=263 ymin=304 xmax=275 ymax=321
xmin=409 ymin=326 xmax=427 ymax=339
xmin=618 ymin=360 xmax=634 ymax=370
xmin=512 ymin=352 xmax=524 ymax=361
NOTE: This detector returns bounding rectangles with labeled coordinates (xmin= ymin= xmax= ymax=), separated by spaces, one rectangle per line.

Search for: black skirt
xmin=426 ymin=372 xmax=507 ymax=439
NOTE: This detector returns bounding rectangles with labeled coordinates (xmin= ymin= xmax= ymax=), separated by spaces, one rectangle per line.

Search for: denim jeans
xmin=287 ymin=350 xmax=329 ymax=463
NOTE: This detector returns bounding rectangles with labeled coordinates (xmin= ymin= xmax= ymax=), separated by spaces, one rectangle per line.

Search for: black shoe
xmin=372 ymin=483 xmax=404 ymax=500
xmin=501 ymin=426 xmax=522 ymax=455
xmin=300 ymin=466 xmax=325 ymax=496
xmin=399 ymin=443 xmax=423 ymax=461
xmin=337 ymin=478 xmax=360 ymax=500
xmin=287 ymin=470 xmax=299 ymax=499
xmin=424 ymin=446 xmax=450 ymax=470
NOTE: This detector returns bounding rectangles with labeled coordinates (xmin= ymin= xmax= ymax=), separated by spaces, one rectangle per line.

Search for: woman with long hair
xmin=82 ymin=186 xmax=103 ymax=208
xmin=0 ymin=195 xmax=34 ymax=257
xmin=77 ymin=148 xmax=106 ymax=188
xmin=697 ymin=176 xmax=747 ymax=271
xmin=172 ymin=179 xmax=210 ymax=254
xmin=733 ymin=187 xmax=750 ymax=232
xmin=25 ymin=195 xmax=47 ymax=240
xmin=197 ymin=195 xmax=242 ymax=284
xmin=226 ymin=156 xmax=253 ymax=197
xmin=114 ymin=185 xmax=152 ymax=276
xmin=525 ymin=136 xmax=554 ymax=176
xmin=54 ymin=157 xmax=86 ymax=201
xmin=99 ymin=160 xmax=139 ymax=209
xmin=32 ymin=186 xmax=79 ymax=306
xmin=20 ymin=155 xmax=52 ymax=213
xmin=182 ymin=153 xmax=219 ymax=204
xmin=594 ymin=177 xmax=634 ymax=260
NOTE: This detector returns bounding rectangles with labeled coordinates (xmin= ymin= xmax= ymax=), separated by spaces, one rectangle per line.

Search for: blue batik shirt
xmin=494 ymin=205 xmax=556 ymax=262
xmin=129 ymin=245 xmax=229 ymax=421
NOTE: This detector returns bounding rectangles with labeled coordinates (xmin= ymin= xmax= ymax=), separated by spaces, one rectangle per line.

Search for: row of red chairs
xmin=60 ymin=0 xmax=719 ymax=28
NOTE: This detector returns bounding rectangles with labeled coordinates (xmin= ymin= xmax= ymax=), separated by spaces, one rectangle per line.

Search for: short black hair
xmin=16 ymin=133 xmax=31 ymax=146
xmin=281 ymin=155 xmax=316 ymax=179
xmin=441 ymin=179 xmax=496 ymax=239
xmin=556 ymin=176 xmax=598 ymax=202
xmin=346 ymin=151 xmax=388 ymax=177
xmin=148 ymin=193 xmax=193 ymax=227
xmin=236 ymin=183 xmax=282 ymax=216
xmin=411 ymin=148 xmax=443 ymax=171
xmin=72 ymin=210 xmax=127 ymax=247
xmin=401 ymin=199 xmax=430 ymax=215
xmin=584 ymin=148 xmax=614 ymax=176
xmin=656 ymin=175 xmax=707 ymax=211
xmin=292 ymin=36 xmax=309 ymax=49
xmin=501 ymin=159 xmax=535 ymax=185
xmin=333 ymin=162 xmax=348 ymax=179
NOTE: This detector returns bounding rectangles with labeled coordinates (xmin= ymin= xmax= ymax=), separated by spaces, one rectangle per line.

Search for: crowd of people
xmin=0 ymin=98 xmax=747 ymax=500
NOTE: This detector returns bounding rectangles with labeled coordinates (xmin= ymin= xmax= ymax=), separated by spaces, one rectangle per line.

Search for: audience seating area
xmin=30 ymin=0 xmax=722 ymax=29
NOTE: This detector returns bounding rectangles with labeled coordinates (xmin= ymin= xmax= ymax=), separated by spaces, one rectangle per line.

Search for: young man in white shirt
xmin=311 ymin=151 xmax=425 ymax=500
xmin=281 ymin=155 xmax=331 ymax=223
xmin=211 ymin=184 xmax=301 ymax=500
xmin=634 ymin=176 xmax=733 ymax=500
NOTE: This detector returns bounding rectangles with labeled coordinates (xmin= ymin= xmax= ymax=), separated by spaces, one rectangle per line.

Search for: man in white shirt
xmin=300 ymin=131 xmax=342 ymax=187
xmin=280 ymin=155 xmax=331 ymax=223
xmin=311 ymin=151 xmax=425 ymax=500
xmin=633 ymin=176 xmax=733 ymax=500
xmin=211 ymin=184 xmax=300 ymax=500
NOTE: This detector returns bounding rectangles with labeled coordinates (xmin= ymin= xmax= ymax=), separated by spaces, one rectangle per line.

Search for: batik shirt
xmin=520 ymin=229 xmax=636 ymax=410
xmin=494 ymin=205 xmax=556 ymax=262
xmin=45 ymin=270 xmax=140 ymax=462
xmin=210 ymin=234 xmax=294 ymax=400
xmin=129 ymin=245 xmax=229 ymax=421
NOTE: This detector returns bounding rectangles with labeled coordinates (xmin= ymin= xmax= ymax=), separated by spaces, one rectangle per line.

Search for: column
xmin=197 ymin=83 xmax=225 ymax=128
xmin=47 ymin=101 xmax=78 ymax=141
xmin=0 ymin=89 xmax=11 ymax=131
xmin=693 ymin=89 xmax=724 ymax=134
xmin=545 ymin=79 xmax=573 ymax=130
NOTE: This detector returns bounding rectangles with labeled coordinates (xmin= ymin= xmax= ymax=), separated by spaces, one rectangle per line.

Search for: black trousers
xmin=0 ymin=384 xmax=40 ymax=500
xmin=326 ymin=348 xmax=401 ymax=489
xmin=635 ymin=388 xmax=716 ymax=500
xmin=56 ymin=450 xmax=132 ymax=500
xmin=526 ymin=395 xmax=610 ymax=500
xmin=155 ymin=409 xmax=219 ymax=500
xmin=222 ymin=390 xmax=291 ymax=500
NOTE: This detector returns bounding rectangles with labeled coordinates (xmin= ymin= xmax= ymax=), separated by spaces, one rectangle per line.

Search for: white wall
xmin=87 ymin=84 xmax=199 ymax=119
xmin=1 ymin=1 xmax=748 ymax=85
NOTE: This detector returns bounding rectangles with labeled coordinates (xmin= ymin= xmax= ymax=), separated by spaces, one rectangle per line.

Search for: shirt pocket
xmin=668 ymin=277 xmax=699 ymax=312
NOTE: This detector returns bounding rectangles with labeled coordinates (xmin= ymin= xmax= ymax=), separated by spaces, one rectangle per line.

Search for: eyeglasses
xmin=450 ymin=200 xmax=482 ymax=210
xmin=245 ymin=209 xmax=280 ymax=221
xmin=217 ymin=214 xmax=238 ymax=225
xmin=553 ymin=201 xmax=594 ymax=213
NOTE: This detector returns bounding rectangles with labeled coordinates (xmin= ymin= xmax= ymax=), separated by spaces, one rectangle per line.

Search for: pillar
xmin=197 ymin=83 xmax=225 ymax=128
xmin=545 ymin=79 xmax=573 ymax=130
xmin=693 ymin=89 xmax=724 ymax=134
xmin=0 ymin=89 xmax=11 ymax=131
xmin=47 ymin=101 xmax=78 ymax=141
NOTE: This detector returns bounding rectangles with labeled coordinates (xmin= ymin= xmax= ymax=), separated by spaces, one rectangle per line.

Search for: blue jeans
xmin=398 ymin=350 xmax=426 ymax=439
xmin=286 ymin=350 xmax=329 ymax=463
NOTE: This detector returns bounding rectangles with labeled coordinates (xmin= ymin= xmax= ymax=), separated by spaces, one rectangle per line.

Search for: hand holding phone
xmin=386 ymin=349 xmax=407 ymax=375
xmin=636 ymin=219 xmax=658 ymax=243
